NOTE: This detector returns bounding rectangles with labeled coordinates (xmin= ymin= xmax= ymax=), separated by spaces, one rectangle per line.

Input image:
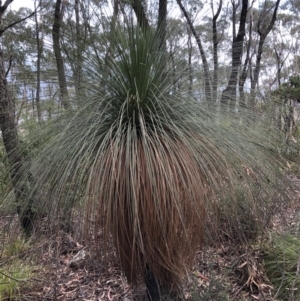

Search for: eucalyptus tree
xmin=157 ymin=0 xmax=167 ymax=49
xmin=221 ymin=0 xmax=248 ymax=104
xmin=272 ymin=74 xmax=300 ymax=142
xmin=131 ymin=0 xmax=150 ymax=31
xmin=273 ymin=8 xmax=300 ymax=84
xmin=211 ymin=0 xmax=222 ymax=101
xmin=34 ymin=0 xmax=43 ymax=123
xmin=250 ymin=0 xmax=281 ymax=101
xmin=52 ymin=0 xmax=69 ymax=109
xmin=2 ymin=5 xmax=58 ymax=122
xmin=176 ymin=0 xmax=212 ymax=101
xmin=239 ymin=3 xmax=254 ymax=104
xmin=0 ymin=1 xmax=35 ymax=235
xmin=2 ymin=8 xmax=37 ymax=103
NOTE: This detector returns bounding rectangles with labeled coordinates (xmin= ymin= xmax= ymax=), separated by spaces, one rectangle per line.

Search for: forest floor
xmin=1 ymin=175 xmax=300 ymax=301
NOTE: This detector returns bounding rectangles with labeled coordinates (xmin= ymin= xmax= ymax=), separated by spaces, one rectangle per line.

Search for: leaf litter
xmin=1 ymin=176 xmax=300 ymax=301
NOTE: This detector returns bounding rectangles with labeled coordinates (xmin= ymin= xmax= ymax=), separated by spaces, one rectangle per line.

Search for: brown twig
xmin=0 ymin=270 xmax=25 ymax=282
xmin=289 ymin=254 xmax=300 ymax=301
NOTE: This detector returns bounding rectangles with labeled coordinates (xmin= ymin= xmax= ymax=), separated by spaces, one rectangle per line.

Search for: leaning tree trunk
xmin=156 ymin=0 xmax=167 ymax=51
xmin=221 ymin=0 xmax=248 ymax=105
xmin=212 ymin=0 xmax=222 ymax=101
xmin=132 ymin=0 xmax=150 ymax=32
xmin=0 ymin=47 xmax=34 ymax=236
xmin=250 ymin=0 xmax=280 ymax=103
xmin=0 ymin=0 xmax=36 ymax=236
xmin=35 ymin=0 xmax=42 ymax=123
xmin=177 ymin=0 xmax=212 ymax=101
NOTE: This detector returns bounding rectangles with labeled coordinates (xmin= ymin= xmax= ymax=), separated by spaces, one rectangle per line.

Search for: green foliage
xmin=2 ymin=237 xmax=29 ymax=258
xmin=263 ymin=234 xmax=300 ymax=301
xmin=274 ymin=75 xmax=300 ymax=102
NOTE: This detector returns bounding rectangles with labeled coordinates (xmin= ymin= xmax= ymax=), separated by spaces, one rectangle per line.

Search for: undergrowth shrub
xmin=263 ymin=234 xmax=300 ymax=301
xmin=0 ymin=260 xmax=33 ymax=300
xmin=0 ymin=237 xmax=33 ymax=301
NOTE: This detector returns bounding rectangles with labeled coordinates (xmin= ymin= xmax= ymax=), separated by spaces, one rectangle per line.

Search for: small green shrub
xmin=263 ymin=234 xmax=300 ymax=301
xmin=0 ymin=260 xmax=33 ymax=300
xmin=206 ymin=186 xmax=266 ymax=244
xmin=0 ymin=237 xmax=34 ymax=300
xmin=2 ymin=237 xmax=29 ymax=258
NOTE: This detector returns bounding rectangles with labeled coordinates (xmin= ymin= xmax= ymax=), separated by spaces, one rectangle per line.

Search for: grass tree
xmin=13 ymin=24 xmax=292 ymax=300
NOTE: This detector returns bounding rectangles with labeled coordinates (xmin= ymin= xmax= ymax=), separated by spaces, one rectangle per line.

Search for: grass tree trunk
xmin=53 ymin=0 xmax=69 ymax=109
xmin=144 ymin=265 xmax=161 ymax=301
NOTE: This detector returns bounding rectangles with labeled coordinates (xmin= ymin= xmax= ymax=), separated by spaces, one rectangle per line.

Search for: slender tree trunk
xmin=81 ymin=2 xmax=102 ymax=65
xmin=0 ymin=49 xmax=20 ymax=186
xmin=221 ymin=0 xmax=248 ymax=105
xmin=177 ymin=0 xmax=212 ymax=101
xmin=74 ymin=0 xmax=84 ymax=97
xmin=98 ymin=0 xmax=119 ymax=89
xmin=250 ymin=37 xmax=265 ymax=100
xmin=132 ymin=0 xmax=150 ymax=32
xmin=188 ymin=29 xmax=193 ymax=98
xmin=156 ymin=0 xmax=167 ymax=50
xmin=275 ymin=49 xmax=283 ymax=87
xmin=170 ymin=42 xmax=177 ymax=89
xmin=274 ymin=49 xmax=285 ymax=130
xmin=250 ymin=0 xmax=280 ymax=102
xmin=52 ymin=0 xmax=69 ymax=109
xmin=35 ymin=0 xmax=42 ymax=123
xmin=239 ymin=5 xmax=253 ymax=106
xmin=212 ymin=0 xmax=222 ymax=101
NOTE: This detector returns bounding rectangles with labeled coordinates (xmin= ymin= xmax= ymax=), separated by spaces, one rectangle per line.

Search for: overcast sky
xmin=10 ymin=0 xmax=34 ymax=11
